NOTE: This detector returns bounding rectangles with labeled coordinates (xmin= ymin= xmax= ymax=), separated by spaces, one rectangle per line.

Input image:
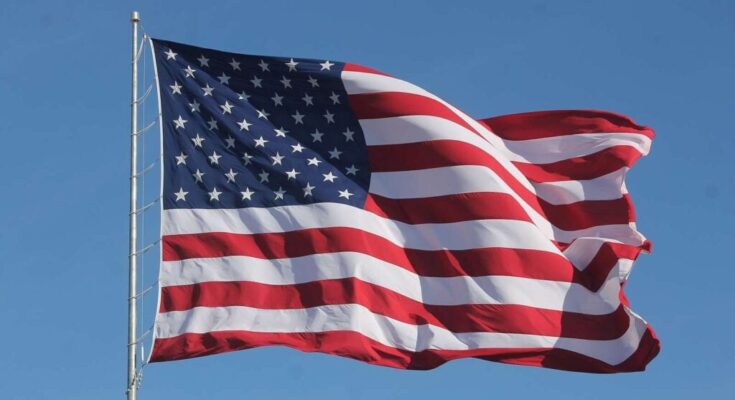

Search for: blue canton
xmin=152 ymin=39 xmax=370 ymax=210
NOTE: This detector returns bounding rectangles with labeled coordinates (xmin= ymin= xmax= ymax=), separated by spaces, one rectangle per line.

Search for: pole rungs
xmin=130 ymin=240 xmax=159 ymax=257
xmin=130 ymin=198 xmax=160 ymax=215
xmin=133 ymin=119 xmax=158 ymax=136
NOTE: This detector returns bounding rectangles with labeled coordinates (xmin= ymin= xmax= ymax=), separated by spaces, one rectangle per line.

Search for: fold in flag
xmin=149 ymin=38 xmax=660 ymax=372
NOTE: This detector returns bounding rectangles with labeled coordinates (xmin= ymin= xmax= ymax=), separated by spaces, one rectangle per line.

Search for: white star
xmin=303 ymin=182 xmax=315 ymax=197
xmin=169 ymin=81 xmax=183 ymax=95
xmin=174 ymin=187 xmax=188 ymax=201
xmin=323 ymin=110 xmax=335 ymax=123
xmin=346 ymin=165 xmax=359 ymax=175
xmin=291 ymin=143 xmax=304 ymax=153
xmin=258 ymin=170 xmax=270 ymax=183
xmin=307 ymin=157 xmax=322 ymax=167
xmin=338 ymin=189 xmax=354 ymax=199
xmin=254 ymin=136 xmax=268 ymax=147
xmin=329 ymin=92 xmax=341 ymax=104
xmin=183 ymin=65 xmax=196 ymax=78
xmin=271 ymin=152 xmax=284 ymax=165
xmin=175 ymin=152 xmax=188 ymax=165
xmin=241 ymin=187 xmax=255 ymax=200
xmin=238 ymin=118 xmax=252 ymax=131
xmin=192 ymin=169 xmax=205 ymax=183
xmin=258 ymin=59 xmax=269 ymax=71
xmin=173 ymin=115 xmax=187 ymax=129
xmin=274 ymin=127 xmax=288 ymax=137
xmin=274 ymin=187 xmax=286 ymax=200
xmin=257 ymin=109 xmax=270 ymax=119
xmin=208 ymin=150 xmax=222 ymax=165
xmin=241 ymin=152 xmax=253 ymax=165
xmin=224 ymin=136 xmax=235 ymax=149
xmin=164 ymin=49 xmax=177 ymax=60
xmin=280 ymin=76 xmax=292 ymax=88
xmin=343 ymin=128 xmax=355 ymax=142
xmin=225 ymin=168 xmax=238 ymax=183
xmin=238 ymin=91 xmax=250 ymax=101
xmin=197 ymin=54 xmax=210 ymax=67
xmin=311 ymin=129 xmax=324 ymax=142
xmin=207 ymin=117 xmax=218 ymax=130
xmin=320 ymin=60 xmax=334 ymax=71
xmin=307 ymin=76 xmax=319 ymax=87
xmin=208 ymin=187 xmax=222 ymax=201
xmin=220 ymin=101 xmax=234 ymax=114
xmin=250 ymin=75 xmax=262 ymax=88
xmin=271 ymin=92 xmax=284 ymax=106
xmin=229 ymin=58 xmax=241 ymax=71
xmin=328 ymin=147 xmax=342 ymax=159
xmin=302 ymin=93 xmax=314 ymax=106
xmin=217 ymin=73 xmax=231 ymax=85
xmin=191 ymin=134 xmax=205 ymax=147
xmin=285 ymin=58 xmax=299 ymax=71
xmin=189 ymin=100 xmax=200 ymax=112
xmin=322 ymin=171 xmax=338 ymax=183
xmin=292 ymin=110 xmax=305 ymax=125
xmin=285 ymin=168 xmax=300 ymax=180
xmin=202 ymin=84 xmax=214 ymax=96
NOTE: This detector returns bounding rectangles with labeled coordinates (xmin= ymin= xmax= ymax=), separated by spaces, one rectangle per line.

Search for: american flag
xmin=149 ymin=38 xmax=659 ymax=372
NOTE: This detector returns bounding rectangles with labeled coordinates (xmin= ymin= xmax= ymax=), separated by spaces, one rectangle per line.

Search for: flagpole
xmin=127 ymin=10 xmax=140 ymax=400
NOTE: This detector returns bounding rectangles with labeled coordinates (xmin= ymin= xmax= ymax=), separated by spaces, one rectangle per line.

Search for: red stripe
xmin=149 ymin=325 xmax=660 ymax=373
xmin=480 ymin=110 xmax=655 ymax=140
xmin=160 ymin=278 xmax=631 ymax=340
xmin=343 ymin=62 xmax=392 ymax=77
xmin=162 ymin=231 xmax=640 ymax=292
xmin=367 ymin=141 xmax=636 ymax=230
xmin=364 ymin=192 xmax=533 ymax=225
xmin=512 ymin=145 xmax=643 ymax=183
xmin=349 ymin=92 xmax=480 ymax=137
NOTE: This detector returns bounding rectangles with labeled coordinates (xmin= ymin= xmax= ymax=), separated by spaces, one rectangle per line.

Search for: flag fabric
xmin=148 ymin=38 xmax=660 ymax=372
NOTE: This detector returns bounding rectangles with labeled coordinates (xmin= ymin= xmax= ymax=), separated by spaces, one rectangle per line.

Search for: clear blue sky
xmin=1 ymin=1 xmax=733 ymax=399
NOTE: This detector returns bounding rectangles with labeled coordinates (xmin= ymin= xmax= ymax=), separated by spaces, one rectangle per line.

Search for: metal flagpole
xmin=128 ymin=10 xmax=140 ymax=400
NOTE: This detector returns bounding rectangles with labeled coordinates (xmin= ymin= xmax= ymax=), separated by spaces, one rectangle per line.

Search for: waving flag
xmin=149 ymin=38 xmax=659 ymax=372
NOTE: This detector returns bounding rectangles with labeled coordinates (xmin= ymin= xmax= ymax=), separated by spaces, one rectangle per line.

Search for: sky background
xmin=0 ymin=0 xmax=733 ymax=399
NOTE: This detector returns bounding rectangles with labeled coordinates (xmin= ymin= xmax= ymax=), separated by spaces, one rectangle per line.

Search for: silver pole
xmin=127 ymin=10 xmax=140 ymax=400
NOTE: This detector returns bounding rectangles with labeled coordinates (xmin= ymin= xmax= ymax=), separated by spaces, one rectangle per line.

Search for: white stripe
xmin=155 ymin=303 xmax=648 ymax=365
xmin=504 ymin=133 xmax=651 ymax=164
xmin=531 ymin=168 xmax=629 ymax=204
xmin=160 ymin=252 xmax=624 ymax=314
xmin=373 ymin=164 xmax=629 ymax=206
xmin=161 ymin=204 xmax=562 ymax=255
xmin=360 ymin=115 xmax=650 ymax=164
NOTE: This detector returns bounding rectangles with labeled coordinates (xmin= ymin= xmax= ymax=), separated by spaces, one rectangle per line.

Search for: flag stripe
xmin=512 ymin=146 xmax=643 ymax=183
xmin=358 ymin=115 xmax=651 ymax=165
xmin=350 ymin=91 xmax=480 ymax=137
xmin=149 ymin=327 xmax=659 ymax=372
xmin=480 ymin=110 xmax=655 ymax=140
xmin=161 ymin=232 xmax=636 ymax=293
xmin=365 ymin=192 xmax=634 ymax=231
xmin=503 ymin=132 xmax=651 ymax=164
xmin=368 ymin=139 xmax=642 ymax=183
xmin=152 ymin=304 xmax=648 ymax=365
xmin=159 ymin=279 xmax=631 ymax=339
xmin=161 ymin=206 xmax=563 ymax=254
xmin=157 ymin=252 xmax=623 ymax=313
